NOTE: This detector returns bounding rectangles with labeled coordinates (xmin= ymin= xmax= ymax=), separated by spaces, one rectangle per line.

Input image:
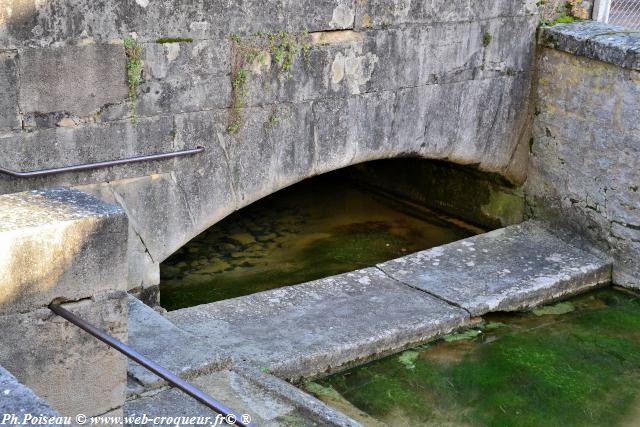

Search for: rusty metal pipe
xmin=48 ymin=303 xmax=255 ymax=427
xmin=0 ymin=146 xmax=205 ymax=178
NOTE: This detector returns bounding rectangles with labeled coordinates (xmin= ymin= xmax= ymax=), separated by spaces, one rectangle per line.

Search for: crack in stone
xmin=374 ymin=265 xmax=473 ymax=316
xmin=110 ymin=187 xmax=156 ymax=264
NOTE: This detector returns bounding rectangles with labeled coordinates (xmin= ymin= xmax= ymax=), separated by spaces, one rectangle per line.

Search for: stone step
xmin=126 ymin=295 xmax=231 ymax=391
xmin=166 ymin=267 xmax=470 ymax=380
xmin=126 ymin=297 xmax=361 ymax=426
xmin=378 ymin=220 xmax=612 ymax=316
xmin=124 ymin=364 xmax=361 ymax=427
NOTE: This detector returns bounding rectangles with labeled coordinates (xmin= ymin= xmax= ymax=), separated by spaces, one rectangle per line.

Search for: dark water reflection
xmin=160 ymin=170 xmax=476 ymax=310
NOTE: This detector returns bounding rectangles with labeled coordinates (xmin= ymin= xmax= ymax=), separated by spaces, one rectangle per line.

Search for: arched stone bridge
xmin=0 ymin=0 xmax=537 ymax=294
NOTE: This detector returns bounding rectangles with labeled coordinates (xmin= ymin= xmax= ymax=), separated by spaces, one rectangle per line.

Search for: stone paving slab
xmin=167 ymin=267 xmax=470 ymax=380
xmin=378 ymin=221 xmax=611 ymax=316
xmin=0 ymin=366 xmax=64 ymax=426
xmin=127 ymin=296 xmax=231 ymax=390
xmin=124 ymin=366 xmax=361 ymax=427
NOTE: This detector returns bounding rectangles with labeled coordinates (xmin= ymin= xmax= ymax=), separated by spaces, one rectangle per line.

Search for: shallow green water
xmin=160 ymin=171 xmax=476 ymax=310
xmin=306 ymin=288 xmax=640 ymax=427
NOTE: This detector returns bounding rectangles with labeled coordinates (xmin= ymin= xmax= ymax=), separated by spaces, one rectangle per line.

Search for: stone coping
xmin=0 ymin=187 xmax=123 ymax=233
xmin=540 ymin=21 xmax=640 ymax=70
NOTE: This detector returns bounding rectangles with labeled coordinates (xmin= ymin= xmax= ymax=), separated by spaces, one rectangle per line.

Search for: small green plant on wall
xmin=124 ymin=37 xmax=144 ymax=125
xmin=227 ymin=30 xmax=311 ymax=135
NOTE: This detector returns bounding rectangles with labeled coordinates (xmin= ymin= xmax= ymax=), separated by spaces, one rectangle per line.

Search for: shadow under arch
xmin=157 ymin=157 xmax=524 ymax=310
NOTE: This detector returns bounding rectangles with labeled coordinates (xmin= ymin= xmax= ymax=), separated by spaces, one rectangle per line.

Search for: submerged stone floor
xmin=124 ymin=220 xmax=611 ymax=426
xmin=307 ymin=287 xmax=640 ymax=427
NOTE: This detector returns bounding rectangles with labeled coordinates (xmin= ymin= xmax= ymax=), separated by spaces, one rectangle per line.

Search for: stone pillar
xmin=0 ymin=188 xmax=129 ymax=417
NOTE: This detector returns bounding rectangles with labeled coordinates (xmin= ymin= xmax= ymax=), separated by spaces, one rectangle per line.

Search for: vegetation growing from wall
xmin=124 ymin=37 xmax=144 ymax=125
xmin=539 ymin=0 xmax=588 ymax=26
xmin=227 ymin=31 xmax=311 ymax=134
xmin=156 ymin=37 xmax=194 ymax=44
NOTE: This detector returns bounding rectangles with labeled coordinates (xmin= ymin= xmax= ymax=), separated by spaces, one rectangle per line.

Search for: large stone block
xmin=0 ymin=293 xmax=128 ymax=417
xmin=355 ymin=0 xmax=537 ymax=29
xmin=0 ymin=115 xmax=179 ymax=196
xmin=18 ymin=44 xmax=127 ymax=116
xmin=0 ymin=50 xmax=19 ymax=130
xmin=0 ymin=0 xmax=355 ymax=47
xmin=0 ymin=188 xmax=127 ymax=314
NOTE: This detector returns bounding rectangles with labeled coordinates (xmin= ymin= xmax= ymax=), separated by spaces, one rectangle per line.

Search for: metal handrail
xmin=49 ymin=303 xmax=255 ymax=427
xmin=0 ymin=146 xmax=205 ymax=178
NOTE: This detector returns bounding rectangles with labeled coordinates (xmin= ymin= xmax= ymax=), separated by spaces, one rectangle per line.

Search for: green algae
xmin=308 ymin=288 xmax=640 ymax=427
xmin=443 ymin=329 xmax=482 ymax=342
xmin=398 ymin=351 xmax=419 ymax=370
xmin=160 ymin=170 xmax=474 ymax=310
xmin=532 ymin=301 xmax=575 ymax=316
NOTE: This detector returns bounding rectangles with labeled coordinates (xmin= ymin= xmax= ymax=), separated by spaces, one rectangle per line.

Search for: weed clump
xmin=227 ymin=31 xmax=311 ymax=134
xmin=124 ymin=37 xmax=144 ymax=125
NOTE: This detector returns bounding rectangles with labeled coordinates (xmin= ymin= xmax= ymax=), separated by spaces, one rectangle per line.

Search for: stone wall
xmin=527 ymin=22 xmax=640 ymax=288
xmin=0 ymin=188 xmax=129 ymax=417
xmin=0 ymin=0 xmax=539 ymax=299
xmin=348 ymin=159 xmax=524 ymax=230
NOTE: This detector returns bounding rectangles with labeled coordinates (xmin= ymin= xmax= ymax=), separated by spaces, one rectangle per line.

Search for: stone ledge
xmin=0 ymin=366 xmax=64 ymax=426
xmin=0 ymin=188 xmax=123 ymax=232
xmin=0 ymin=188 xmax=128 ymax=315
xmin=540 ymin=21 xmax=640 ymax=70
xmin=378 ymin=221 xmax=612 ymax=316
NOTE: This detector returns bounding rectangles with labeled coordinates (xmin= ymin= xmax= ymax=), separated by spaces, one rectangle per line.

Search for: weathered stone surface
xmin=378 ymin=221 xmax=611 ymax=316
xmin=349 ymin=158 xmax=524 ymax=229
xmin=0 ymin=50 xmax=19 ymax=130
xmin=0 ymin=293 xmax=128 ymax=417
xmin=125 ymin=368 xmax=357 ymax=427
xmin=168 ymin=267 xmax=470 ymax=380
xmin=0 ymin=0 xmax=538 ymax=296
xmin=0 ymin=188 xmax=127 ymax=314
xmin=55 ymin=69 xmax=530 ymax=289
xmin=528 ymin=43 xmax=640 ymax=287
xmin=540 ymin=21 xmax=640 ymax=70
xmin=18 ymin=44 xmax=128 ymax=116
xmin=0 ymin=116 xmax=179 ymax=195
xmin=0 ymin=365 xmax=66 ymax=426
xmin=232 ymin=363 xmax=362 ymax=427
xmin=127 ymin=296 xmax=231 ymax=390
xmin=0 ymin=0 xmax=355 ymax=47
xmin=355 ymin=0 xmax=538 ymax=29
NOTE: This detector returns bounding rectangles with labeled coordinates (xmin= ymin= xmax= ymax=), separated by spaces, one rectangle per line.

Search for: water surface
xmin=306 ymin=288 xmax=640 ymax=427
xmin=160 ymin=171 xmax=476 ymax=310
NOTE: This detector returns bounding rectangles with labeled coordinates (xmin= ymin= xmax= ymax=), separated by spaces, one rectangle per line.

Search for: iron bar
xmin=0 ymin=146 xmax=205 ymax=178
xmin=48 ymin=303 xmax=255 ymax=427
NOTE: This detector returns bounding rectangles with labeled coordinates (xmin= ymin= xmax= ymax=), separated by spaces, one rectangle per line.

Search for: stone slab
xmin=378 ymin=221 xmax=612 ymax=316
xmin=232 ymin=363 xmax=361 ymax=427
xmin=125 ymin=367 xmax=358 ymax=427
xmin=0 ymin=51 xmax=19 ymax=130
xmin=0 ymin=293 xmax=128 ymax=417
xmin=167 ymin=267 xmax=470 ymax=380
xmin=541 ymin=21 xmax=640 ymax=70
xmin=0 ymin=366 xmax=65 ymax=426
xmin=19 ymin=44 xmax=128 ymax=116
xmin=127 ymin=296 xmax=231 ymax=390
xmin=0 ymin=188 xmax=127 ymax=314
